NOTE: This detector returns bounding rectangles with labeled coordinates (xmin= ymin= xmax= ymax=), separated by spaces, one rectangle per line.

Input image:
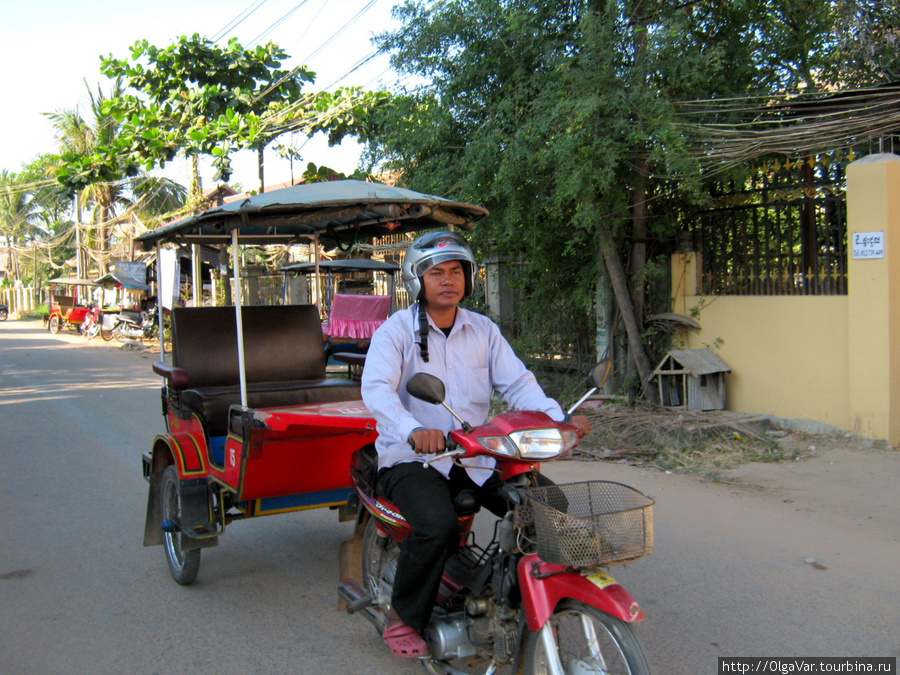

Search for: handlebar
xmin=422 ymin=448 xmax=465 ymax=467
xmin=408 ymin=433 xmax=464 ymax=467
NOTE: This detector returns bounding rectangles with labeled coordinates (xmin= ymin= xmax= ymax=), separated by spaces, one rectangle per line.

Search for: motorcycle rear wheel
xmin=112 ymin=326 xmax=129 ymax=343
xmin=161 ymin=465 xmax=201 ymax=585
xmin=522 ymin=599 xmax=650 ymax=675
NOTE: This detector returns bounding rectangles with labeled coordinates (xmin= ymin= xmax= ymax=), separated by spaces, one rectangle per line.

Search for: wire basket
xmin=525 ymin=480 xmax=654 ymax=568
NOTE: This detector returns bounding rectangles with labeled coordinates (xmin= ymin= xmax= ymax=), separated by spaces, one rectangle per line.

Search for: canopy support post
xmin=156 ymin=242 xmax=165 ymax=364
xmin=313 ymin=234 xmax=322 ymax=320
xmin=232 ymin=226 xmax=248 ymax=408
xmin=191 ymin=244 xmax=201 ymax=307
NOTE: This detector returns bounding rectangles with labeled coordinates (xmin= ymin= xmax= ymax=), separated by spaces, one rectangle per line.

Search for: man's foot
xmin=382 ymin=620 xmax=428 ymax=658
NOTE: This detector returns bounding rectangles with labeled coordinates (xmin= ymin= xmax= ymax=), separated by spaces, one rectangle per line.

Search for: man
xmin=360 ymin=230 xmax=590 ymax=658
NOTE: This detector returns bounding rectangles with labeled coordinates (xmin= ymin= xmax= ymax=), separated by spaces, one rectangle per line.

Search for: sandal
xmin=382 ymin=620 xmax=428 ymax=658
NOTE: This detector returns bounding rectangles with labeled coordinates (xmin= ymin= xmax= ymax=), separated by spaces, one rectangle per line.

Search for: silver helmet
xmin=401 ymin=230 xmax=477 ymax=302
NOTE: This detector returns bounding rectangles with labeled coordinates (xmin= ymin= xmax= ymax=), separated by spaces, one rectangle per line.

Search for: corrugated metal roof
xmin=653 ymin=348 xmax=731 ymax=376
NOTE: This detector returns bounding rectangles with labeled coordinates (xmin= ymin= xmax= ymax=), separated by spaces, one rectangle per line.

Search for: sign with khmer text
xmin=852 ymin=231 xmax=885 ymax=259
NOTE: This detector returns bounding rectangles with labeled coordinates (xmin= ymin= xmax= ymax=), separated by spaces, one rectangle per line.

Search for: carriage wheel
xmin=160 ymin=465 xmax=201 ymax=585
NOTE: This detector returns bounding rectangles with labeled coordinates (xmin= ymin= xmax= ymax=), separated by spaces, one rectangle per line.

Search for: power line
xmin=323 ymin=49 xmax=381 ymax=89
xmin=291 ymin=0 xmax=331 ymax=48
xmin=212 ymin=0 xmax=270 ymax=43
xmin=251 ymin=0 xmax=385 ymax=103
xmin=298 ymin=0 xmax=380 ymax=66
xmin=248 ymin=0 xmax=312 ymax=47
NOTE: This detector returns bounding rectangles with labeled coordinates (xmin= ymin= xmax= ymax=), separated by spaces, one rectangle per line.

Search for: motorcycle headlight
xmin=478 ymin=428 xmax=567 ymax=460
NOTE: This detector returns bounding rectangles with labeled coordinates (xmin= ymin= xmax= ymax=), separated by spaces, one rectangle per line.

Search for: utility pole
xmin=74 ymin=194 xmax=83 ymax=278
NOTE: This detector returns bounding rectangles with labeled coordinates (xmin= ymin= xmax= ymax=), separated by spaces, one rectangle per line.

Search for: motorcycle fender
xmin=143 ymin=434 xmax=214 ymax=548
xmin=517 ymin=554 xmax=644 ymax=630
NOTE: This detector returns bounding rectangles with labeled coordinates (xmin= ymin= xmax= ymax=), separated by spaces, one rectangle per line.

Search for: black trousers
xmin=375 ymin=461 xmax=550 ymax=632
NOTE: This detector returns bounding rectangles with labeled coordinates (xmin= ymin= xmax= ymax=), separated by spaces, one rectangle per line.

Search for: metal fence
xmin=690 ymin=156 xmax=848 ymax=296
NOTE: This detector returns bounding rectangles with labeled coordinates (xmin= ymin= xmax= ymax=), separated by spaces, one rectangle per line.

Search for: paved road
xmin=1 ymin=319 xmax=897 ymax=674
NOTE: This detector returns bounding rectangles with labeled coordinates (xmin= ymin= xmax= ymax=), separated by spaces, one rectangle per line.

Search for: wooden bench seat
xmin=153 ymin=305 xmax=360 ymax=437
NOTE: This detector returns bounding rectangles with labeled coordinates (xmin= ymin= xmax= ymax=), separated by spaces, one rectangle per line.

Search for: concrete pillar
xmin=846 ymin=153 xmax=900 ymax=446
xmin=670 ymin=251 xmax=700 ymax=317
xmin=483 ymin=256 xmax=514 ymax=333
xmin=284 ymin=274 xmax=308 ymax=305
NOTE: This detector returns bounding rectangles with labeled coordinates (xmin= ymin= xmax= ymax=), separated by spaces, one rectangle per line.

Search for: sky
xmin=0 ymin=0 xmax=406 ymax=191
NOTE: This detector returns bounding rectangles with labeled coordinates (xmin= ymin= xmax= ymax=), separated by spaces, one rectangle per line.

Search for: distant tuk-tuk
xmin=279 ymin=258 xmax=400 ymax=364
xmin=44 ymin=277 xmax=98 ymax=333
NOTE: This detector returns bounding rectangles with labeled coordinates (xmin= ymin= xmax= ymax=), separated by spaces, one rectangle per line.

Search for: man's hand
xmin=568 ymin=414 xmax=591 ymax=439
xmin=408 ymin=428 xmax=446 ymax=454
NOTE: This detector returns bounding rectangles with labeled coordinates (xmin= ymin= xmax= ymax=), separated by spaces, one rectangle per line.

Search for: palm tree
xmin=47 ymin=79 xmax=186 ymax=274
xmin=0 ymin=171 xmax=40 ymax=282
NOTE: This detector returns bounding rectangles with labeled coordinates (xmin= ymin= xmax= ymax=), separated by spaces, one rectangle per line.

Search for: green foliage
xmin=362 ymin=0 xmax=900 ymax=386
xmin=96 ymin=35 xmax=391 ymax=186
xmin=99 ymin=34 xmax=313 ymax=183
xmin=301 ymin=162 xmax=370 ymax=183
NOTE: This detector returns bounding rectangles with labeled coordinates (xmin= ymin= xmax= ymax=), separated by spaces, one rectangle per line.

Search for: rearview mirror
xmin=589 ymin=359 xmax=613 ymax=390
xmin=406 ymin=373 xmax=446 ymax=405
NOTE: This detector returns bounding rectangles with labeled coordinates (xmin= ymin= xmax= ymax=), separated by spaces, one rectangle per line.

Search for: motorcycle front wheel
xmin=522 ymin=599 xmax=650 ymax=675
xmin=160 ymin=465 xmax=201 ymax=585
xmin=0 ymin=307 xmax=8 ymax=321
xmin=84 ymin=322 xmax=100 ymax=339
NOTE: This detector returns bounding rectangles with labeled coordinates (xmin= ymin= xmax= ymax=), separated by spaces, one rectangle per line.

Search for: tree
xmin=363 ymin=0 xmax=900 ymax=399
xmin=48 ymin=79 xmax=186 ymax=274
xmin=100 ymin=34 xmax=390 ymax=195
xmin=0 ymin=170 xmax=41 ymax=282
xmin=17 ymin=155 xmax=78 ymax=285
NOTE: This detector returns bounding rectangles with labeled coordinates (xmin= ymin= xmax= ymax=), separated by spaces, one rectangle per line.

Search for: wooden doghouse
xmin=652 ymin=349 xmax=731 ymax=410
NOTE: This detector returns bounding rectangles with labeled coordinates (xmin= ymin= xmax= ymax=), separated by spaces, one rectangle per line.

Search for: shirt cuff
xmin=398 ymin=418 xmax=425 ymax=442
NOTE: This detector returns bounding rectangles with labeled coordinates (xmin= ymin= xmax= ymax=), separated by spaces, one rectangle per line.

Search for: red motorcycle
xmin=339 ymin=363 xmax=654 ymax=675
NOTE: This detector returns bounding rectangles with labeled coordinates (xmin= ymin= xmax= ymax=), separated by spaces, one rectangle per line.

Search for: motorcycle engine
xmin=425 ymin=611 xmax=478 ymax=660
xmin=425 ymin=605 xmax=518 ymax=664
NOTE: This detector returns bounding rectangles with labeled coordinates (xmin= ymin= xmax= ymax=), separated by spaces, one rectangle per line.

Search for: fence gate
xmin=689 ymin=155 xmax=848 ymax=296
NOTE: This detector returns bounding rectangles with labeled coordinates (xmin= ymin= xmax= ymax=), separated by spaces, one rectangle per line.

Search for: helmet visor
xmin=411 ymin=250 xmax=472 ymax=278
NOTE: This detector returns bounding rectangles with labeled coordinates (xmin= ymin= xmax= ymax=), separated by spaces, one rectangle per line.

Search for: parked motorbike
xmin=111 ymin=305 xmax=156 ymax=342
xmin=80 ymin=304 xmax=101 ymax=339
xmin=339 ymin=361 xmax=654 ymax=675
xmin=0 ymin=303 xmax=8 ymax=321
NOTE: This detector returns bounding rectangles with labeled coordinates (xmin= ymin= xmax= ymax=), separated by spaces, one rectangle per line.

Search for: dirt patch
xmin=571 ymin=405 xmax=900 ymax=539
xmin=574 ymin=405 xmax=785 ymax=475
xmin=572 ymin=404 xmax=885 ymax=480
xmin=725 ymin=436 xmax=899 ymax=539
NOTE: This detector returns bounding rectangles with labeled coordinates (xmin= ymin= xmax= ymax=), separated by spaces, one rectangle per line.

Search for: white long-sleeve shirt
xmin=360 ymin=304 xmax=565 ymax=486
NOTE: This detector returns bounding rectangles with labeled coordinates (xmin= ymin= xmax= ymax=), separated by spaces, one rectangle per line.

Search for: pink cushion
xmin=325 ymin=294 xmax=391 ymax=339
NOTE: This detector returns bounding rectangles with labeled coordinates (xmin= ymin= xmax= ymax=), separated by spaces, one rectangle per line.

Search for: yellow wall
xmin=670 ymin=277 xmax=851 ymax=428
xmin=668 ymin=153 xmax=900 ymax=446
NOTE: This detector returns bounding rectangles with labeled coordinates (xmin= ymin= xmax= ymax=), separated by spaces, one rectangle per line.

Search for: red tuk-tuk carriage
xmin=44 ymin=277 xmax=99 ymax=333
xmin=134 ymin=180 xmax=487 ymax=585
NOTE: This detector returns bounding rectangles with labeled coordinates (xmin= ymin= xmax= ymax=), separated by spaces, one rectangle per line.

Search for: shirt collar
xmin=412 ymin=303 xmax=472 ymax=335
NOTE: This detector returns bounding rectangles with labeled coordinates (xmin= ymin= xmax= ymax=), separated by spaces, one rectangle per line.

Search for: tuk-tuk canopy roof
xmin=134 ymin=180 xmax=488 ymax=251
xmin=95 ymin=272 xmax=151 ymax=291
xmin=48 ymin=277 xmax=97 ymax=287
xmin=279 ymin=259 xmax=400 ymax=275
